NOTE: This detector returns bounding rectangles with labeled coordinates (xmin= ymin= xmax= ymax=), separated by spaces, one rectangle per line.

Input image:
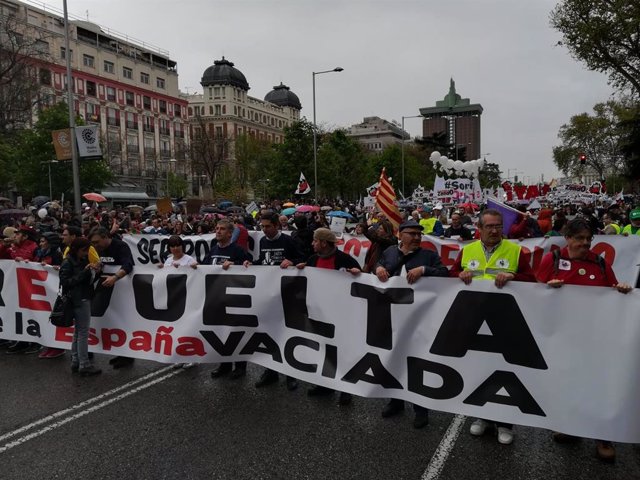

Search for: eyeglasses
xmin=482 ymin=224 xmax=503 ymax=231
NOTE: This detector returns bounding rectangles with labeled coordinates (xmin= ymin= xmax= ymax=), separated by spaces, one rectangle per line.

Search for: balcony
xmin=143 ymin=124 xmax=155 ymax=133
xmin=126 ymin=121 xmax=138 ymax=130
xmin=144 ymin=147 xmax=155 ymax=156
xmin=126 ymin=144 xmax=139 ymax=154
xmin=107 ymin=117 xmax=120 ymax=127
xmin=159 ymin=127 xmax=170 ymax=136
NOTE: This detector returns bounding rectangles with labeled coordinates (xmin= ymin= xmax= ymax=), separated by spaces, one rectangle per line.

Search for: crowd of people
xmin=0 ymin=196 xmax=638 ymax=463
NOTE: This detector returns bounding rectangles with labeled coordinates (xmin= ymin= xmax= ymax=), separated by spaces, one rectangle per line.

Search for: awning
xmin=101 ymin=191 xmax=150 ymax=201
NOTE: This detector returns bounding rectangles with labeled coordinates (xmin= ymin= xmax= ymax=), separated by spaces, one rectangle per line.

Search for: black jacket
xmin=59 ymin=256 xmax=94 ymax=306
xmin=306 ymin=249 xmax=361 ymax=271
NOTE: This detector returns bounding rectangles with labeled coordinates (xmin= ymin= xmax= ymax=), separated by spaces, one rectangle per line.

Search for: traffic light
xmin=579 ymin=154 xmax=586 ymax=165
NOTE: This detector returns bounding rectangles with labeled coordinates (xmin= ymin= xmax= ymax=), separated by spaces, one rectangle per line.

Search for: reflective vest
xmin=607 ymin=223 xmax=621 ymax=235
xmin=622 ymin=224 xmax=640 ymax=235
xmin=419 ymin=217 xmax=437 ymax=234
xmin=461 ymin=240 xmax=521 ymax=280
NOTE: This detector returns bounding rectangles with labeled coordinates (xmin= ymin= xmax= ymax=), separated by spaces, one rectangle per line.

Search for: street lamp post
xmin=45 ymin=160 xmax=58 ymax=199
xmin=312 ymin=67 xmax=343 ymax=202
xmin=401 ymin=114 xmax=422 ymax=197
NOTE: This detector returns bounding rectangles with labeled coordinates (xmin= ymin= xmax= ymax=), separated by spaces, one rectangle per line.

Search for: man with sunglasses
xmin=450 ymin=208 xmax=536 ymax=445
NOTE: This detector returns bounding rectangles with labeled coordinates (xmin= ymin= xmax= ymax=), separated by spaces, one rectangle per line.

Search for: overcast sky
xmin=42 ymin=0 xmax=615 ymax=183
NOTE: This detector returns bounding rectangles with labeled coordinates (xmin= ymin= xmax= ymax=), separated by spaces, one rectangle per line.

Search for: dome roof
xmin=201 ymin=57 xmax=249 ymax=90
xmin=264 ymin=83 xmax=302 ymax=110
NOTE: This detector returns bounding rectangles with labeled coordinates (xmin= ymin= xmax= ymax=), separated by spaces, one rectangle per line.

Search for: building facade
xmin=346 ymin=116 xmax=409 ymax=152
xmin=419 ymin=79 xmax=482 ymax=162
xmin=186 ymin=58 xmax=301 ymax=194
xmin=2 ymin=0 xmax=189 ymax=202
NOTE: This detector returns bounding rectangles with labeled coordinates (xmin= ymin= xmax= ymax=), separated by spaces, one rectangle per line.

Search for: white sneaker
xmin=497 ymin=427 xmax=514 ymax=445
xmin=470 ymin=419 xmax=488 ymax=436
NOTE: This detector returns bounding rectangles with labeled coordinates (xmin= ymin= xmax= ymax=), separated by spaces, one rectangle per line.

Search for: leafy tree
xmin=550 ymin=0 xmax=640 ymax=95
xmin=266 ymin=119 xmax=315 ymax=199
xmin=234 ymin=133 xmax=271 ymax=193
xmin=10 ymin=102 xmax=112 ymax=199
xmin=478 ymin=161 xmax=502 ymax=188
xmin=552 ymin=101 xmax=626 ymax=178
xmin=317 ymin=129 xmax=366 ymax=199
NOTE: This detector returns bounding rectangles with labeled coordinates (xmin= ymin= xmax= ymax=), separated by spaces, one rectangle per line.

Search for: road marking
xmin=421 ymin=414 xmax=466 ymax=480
xmin=0 ymin=368 xmax=182 ymax=454
xmin=0 ymin=365 xmax=175 ymax=444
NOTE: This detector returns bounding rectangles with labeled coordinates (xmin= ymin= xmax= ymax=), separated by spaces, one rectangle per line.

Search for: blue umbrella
xmin=282 ymin=207 xmax=296 ymax=216
xmin=218 ymin=200 xmax=233 ymax=209
xmin=327 ymin=210 xmax=354 ymax=219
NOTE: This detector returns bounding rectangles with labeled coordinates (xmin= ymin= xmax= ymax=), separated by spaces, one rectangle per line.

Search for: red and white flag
xmin=375 ymin=168 xmax=403 ymax=232
xmin=295 ymin=172 xmax=311 ymax=195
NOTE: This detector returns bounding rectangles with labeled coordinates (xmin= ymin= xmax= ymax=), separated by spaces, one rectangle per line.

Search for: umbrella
xmin=32 ymin=195 xmax=50 ymax=207
xmin=296 ymin=205 xmax=319 ymax=213
xmin=327 ymin=211 xmax=354 ymax=219
xmin=282 ymin=207 xmax=296 ymax=216
xmin=282 ymin=202 xmax=295 ymax=208
xmin=320 ymin=206 xmax=332 ymax=211
xmin=125 ymin=205 xmax=144 ymax=211
xmin=201 ymin=206 xmax=226 ymax=214
xmin=144 ymin=204 xmax=158 ymax=212
xmin=226 ymin=206 xmax=244 ymax=213
xmin=0 ymin=209 xmax=30 ymax=218
xmin=0 ymin=197 xmax=11 ymax=203
xmin=218 ymin=200 xmax=233 ymax=209
xmin=83 ymin=193 xmax=107 ymax=203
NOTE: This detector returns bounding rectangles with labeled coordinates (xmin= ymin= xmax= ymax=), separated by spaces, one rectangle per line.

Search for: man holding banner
xmin=375 ymin=219 xmax=449 ymax=429
xmin=450 ymin=208 xmax=536 ymax=445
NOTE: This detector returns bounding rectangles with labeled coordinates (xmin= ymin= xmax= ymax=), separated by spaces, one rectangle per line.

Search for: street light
xmin=401 ymin=114 xmax=422 ymax=197
xmin=165 ymin=158 xmax=177 ymax=197
xmin=313 ymin=67 xmax=343 ymax=201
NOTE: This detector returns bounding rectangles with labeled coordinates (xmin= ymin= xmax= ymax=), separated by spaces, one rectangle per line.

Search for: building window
xmin=215 ymin=126 xmax=223 ymax=137
xmin=59 ymin=46 xmax=73 ymax=60
xmin=103 ymin=60 xmax=114 ymax=74
xmin=143 ymin=95 xmax=151 ymax=110
xmin=86 ymin=80 xmax=97 ymax=97
xmin=140 ymin=72 xmax=149 ymax=84
xmin=123 ymin=67 xmax=133 ymax=79
xmin=106 ymin=86 xmax=116 ymax=101
xmin=39 ymin=68 xmax=51 ymax=85
xmin=125 ymin=91 xmax=134 ymax=106
xmin=174 ymin=104 xmax=181 ymax=117
xmin=107 ymin=107 xmax=119 ymax=126
xmin=126 ymin=112 xmax=137 ymax=130
xmin=209 ymin=106 xmax=213 ymax=115
xmin=35 ymin=40 xmax=49 ymax=54
xmin=156 ymin=77 xmax=165 ymax=89
xmin=214 ymin=87 xmax=220 ymax=98
xmin=83 ymin=54 xmax=95 ymax=68
xmin=188 ymin=107 xmax=193 ymax=116
xmin=215 ymin=105 xmax=221 ymax=115
xmin=159 ymin=99 xmax=167 ymax=114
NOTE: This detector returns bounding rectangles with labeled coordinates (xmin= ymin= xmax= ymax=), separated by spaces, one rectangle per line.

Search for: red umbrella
xmin=83 ymin=193 xmax=107 ymax=203
xmin=459 ymin=202 xmax=479 ymax=210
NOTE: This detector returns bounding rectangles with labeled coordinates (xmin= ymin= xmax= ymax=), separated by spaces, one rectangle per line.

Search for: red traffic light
xmin=579 ymin=154 xmax=586 ymax=164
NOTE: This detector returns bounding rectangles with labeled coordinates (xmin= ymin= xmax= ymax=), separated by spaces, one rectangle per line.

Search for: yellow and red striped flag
xmin=375 ymin=167 xmax=403 ymax=232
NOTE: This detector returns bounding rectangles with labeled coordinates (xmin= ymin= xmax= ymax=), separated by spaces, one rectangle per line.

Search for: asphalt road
xmin=2 ymin=350 xmax=639 ymax=480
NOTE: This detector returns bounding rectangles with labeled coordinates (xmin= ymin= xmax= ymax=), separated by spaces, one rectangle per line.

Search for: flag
xmin=486 ymin=197 xmax=521 ymax=236
xmin=295 ymin=172 xmax=311 ymax=195
xmin=375 ymin=167 xmax=403 ymax=232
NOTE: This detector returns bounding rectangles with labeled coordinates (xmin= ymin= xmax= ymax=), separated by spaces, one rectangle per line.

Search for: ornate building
xmin=186 ymin=57 xmax=302 ymax=193
xmin=2 ymin=0 xmax=189 ymax=203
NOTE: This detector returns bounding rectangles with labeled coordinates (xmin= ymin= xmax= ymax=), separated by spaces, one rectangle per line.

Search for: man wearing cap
xmin=10 ymin=226 xmax=38 ymax=262
xmin=296 ymin=228 xmax=361 ymax=406
xmin=622 ymin=209 xmax=640 ymax=236
xmin=419 ymin=206 xmax=444 ymax=236
xmin=449 ymin=208 xmax=536 ymax=446
xmin=375 ymin=219 xmax=449 ymax=428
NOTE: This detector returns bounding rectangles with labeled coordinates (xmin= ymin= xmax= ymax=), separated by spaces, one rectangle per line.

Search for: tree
xmin=10 ymin=102 xmax=112 ymax=199
xmin=478 ymin=162 xmax=502 ymax=189
xmin=0 ymin=11 xmax=52 ymax=133
xmin=189 ymin=114 xmax=230 ymax=196
xmin=317 ymin=130 xmax=366 ymax=199
xmin=550 ymin=0 xmax=640 ymax=95
xmin=234 ymin=133 xmax=271 ymax=193
xmin=552 ymin=101 xmax=626 ymax=178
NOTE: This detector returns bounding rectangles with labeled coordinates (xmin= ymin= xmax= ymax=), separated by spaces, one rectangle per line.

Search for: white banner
xmin=1 ymin=261 xmax=639 ymax=442
xmin=433 ymin=176 xmax=483 ymax=204
xmin=123 ymin=234 xmax=640 ymax=285
xmin=75 ymin=125 xmax=102 ymax=158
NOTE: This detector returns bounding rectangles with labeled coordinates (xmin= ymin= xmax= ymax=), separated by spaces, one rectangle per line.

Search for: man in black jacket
xmin=375 ymin=219 xmax=449 ymax=429
xmin=296 ymin=227 xmax=361 ymax=405
xmin=88 ymin=227 xmax=135 ymax=369
xmin=244 ymin=213 xmax=303 ymax=391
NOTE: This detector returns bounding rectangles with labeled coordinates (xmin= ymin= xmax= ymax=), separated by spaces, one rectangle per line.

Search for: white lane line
xmin=0 ymin=368 xmax=181 ymax=454
xmin=421 ymin=414 xmax=466 ymax=480
xmin=0 ymin=365 xmax=174 ymax=443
